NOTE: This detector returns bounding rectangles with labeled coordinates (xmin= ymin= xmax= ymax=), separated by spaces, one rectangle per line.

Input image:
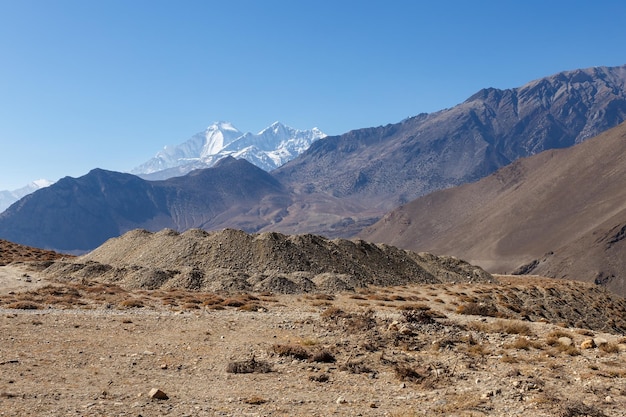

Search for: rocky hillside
xmin=360 ymin=121 xmax=626 ymax=296
xmin=40 ymin=228 xmax=495 ymax=293
xmin=0 ymin=239 xmax=70 ymax=265
xmin=270 ymin=64 xmax=626 ymax=235
xmin=0 ymin=158 xmax=291 ymax=252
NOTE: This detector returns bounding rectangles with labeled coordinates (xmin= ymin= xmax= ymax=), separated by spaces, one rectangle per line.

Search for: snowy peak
xmin=0 ymin=179 xmax=54 ymax=213
xmin=132 ymin=121 xmax=326 ymax=180
xmin=200 ymin=121 xmax=242 ymax=156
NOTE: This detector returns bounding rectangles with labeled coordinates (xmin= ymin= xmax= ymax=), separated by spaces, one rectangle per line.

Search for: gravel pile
xmin=41 ymin=228 xmax=495 ymax=293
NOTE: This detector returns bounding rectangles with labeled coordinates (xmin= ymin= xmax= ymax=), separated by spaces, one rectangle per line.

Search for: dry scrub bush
xmin=226 ymin=357 xmax=272 ymax=374
xmin=272 ymin=344 xmax=310 ymax=360
xmin=401 ymin=308 xmax=446 ymax=324
xmin=118 ymin=299 xmax=145 ymax=309
xmin=546 ymin=329 xmax=574 ymax=339
xmin=505 ymin=337 xmax=537 ymax=351
xmin=554 ymin=344 xmax=581 ymax=356
xmin=394 ymin=365 xmax=428 ymax=383
xmin=467 ymin=319 xmax=532 ymax=336
xmin=599 ymin=342 xmax=620 ymax=354
xmin=340 ymin=361 xmax=373 ymax=374
xmin=6 ymin=301 xmax=42 ymax=310
xmin=559 ymin=401 xmax=608 ymax=417
xmin=456 ymin=302 xmax=498 ymax=317
xmin=243 ymin=396 xmax=267 ymax=405
xmin=309 ymin=373 xmax=329 ymax=382
xmin=311 ymin=349 xmax=336 ymax=363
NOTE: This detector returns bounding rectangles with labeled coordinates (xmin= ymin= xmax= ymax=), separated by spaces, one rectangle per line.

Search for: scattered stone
xmin=580 ymin=339 xmax=595 ymax=349
xmin=557 ymin=337 xmax=573 ymax=347
xmin=593 ymin=337 xmax=608 ymax=347
xmin=148 ymin=388 xmax=168 ymax=400
xmin=336 ymin=396 xmax=347 ymax=404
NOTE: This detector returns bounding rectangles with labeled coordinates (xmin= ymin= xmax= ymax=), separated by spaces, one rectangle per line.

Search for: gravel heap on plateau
xmin=41 ymin=228 xmax=495 ymax=293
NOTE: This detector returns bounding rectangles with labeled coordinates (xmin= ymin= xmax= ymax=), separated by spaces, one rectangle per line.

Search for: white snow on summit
xmin=132 ymin=121 xmax=326 ymax=180
xmin=0 ymin=179 xmax=54 ymax=213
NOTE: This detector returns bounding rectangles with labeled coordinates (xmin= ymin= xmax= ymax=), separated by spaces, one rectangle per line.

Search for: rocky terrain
xmin=360 ymin=119 xmax=626 ymax=297
xmin=38 ymin=228 xmax=495 ymax=293
xmin=1 ymin=234 xmax=626 ymax=416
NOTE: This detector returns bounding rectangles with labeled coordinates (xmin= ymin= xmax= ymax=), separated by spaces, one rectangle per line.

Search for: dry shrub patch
xmin=118 ymin=298 xmax=145 ymax=309
xmin=599 ymin=342 xmax=620 ymax=354
xmin=243 ymin=396 xmax=267 ymax=405
xmin=226 ymin=357 xmax=272 ymax=374
xmin=394 ymin=365 xmax=429 ymax=383
xmin=272 ymin=344 xmax=310 ymax=360
xmin=6 ymin=301 xmax=42 ymax=310
xmin=309 ymin=373 xmax=329 ymax=382
xmin=310 ymin=349 xmax=335 ymax=363
xmin=456 ymin=302 xmax=498 ymax=317
xmin=469 ymin=319 xmax=533 ymax=336
xmin=559 ymin=401 xmax=608 ymax=417
xmin=340 ymin=361 xmax=373 ymax=374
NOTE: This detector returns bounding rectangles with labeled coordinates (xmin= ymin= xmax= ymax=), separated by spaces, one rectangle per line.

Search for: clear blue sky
xmin=1 ymin=0 xmax=625 ymax=190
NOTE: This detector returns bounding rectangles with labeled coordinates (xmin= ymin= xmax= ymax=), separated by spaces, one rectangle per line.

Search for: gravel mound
xmin=41 ymin=228 xmax=495 ymax=293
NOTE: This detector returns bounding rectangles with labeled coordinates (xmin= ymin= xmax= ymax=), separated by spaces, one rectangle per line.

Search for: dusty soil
xmin=1 ymin=232 xmax=626 ymax=416
xmin=1 ymin=263 xmax=626 ymax=417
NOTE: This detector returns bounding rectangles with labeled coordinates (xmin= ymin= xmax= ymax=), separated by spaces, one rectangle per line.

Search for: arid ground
xmin=1 ymin=235 xmax=626 ymax=416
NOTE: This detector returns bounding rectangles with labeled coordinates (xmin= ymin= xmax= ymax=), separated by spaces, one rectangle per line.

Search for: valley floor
xmin=0 ymin=265 xmax=625 ymax=416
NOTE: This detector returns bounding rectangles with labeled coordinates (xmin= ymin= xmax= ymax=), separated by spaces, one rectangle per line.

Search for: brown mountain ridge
xmin=360 ymin=121 xmax=626 ymax=296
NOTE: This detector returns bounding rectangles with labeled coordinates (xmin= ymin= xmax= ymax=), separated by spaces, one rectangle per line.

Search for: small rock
xmin=605 ymin=395 xmax=613 ymax=403
xmin=617 ymin=344 xmax=626 ymax=352
xmin=369 ymin=402 xmax=378 ymax=408
xmin=580 ymin=339 xmax=595 ymax=349
xmin=336 ymin=396 xmax=347 ymax=404
xmin=160 ymin=363 xmax=168 ymax=369
xmin=481 ymin=391 xmax=494 ymax=399
xmin=557 ymin=337 xmax=573 ymax=347
xmin=593 ymin=337 xmax=608 ymax=347
xmin=148 ymin=388 xmax=168 ymax=400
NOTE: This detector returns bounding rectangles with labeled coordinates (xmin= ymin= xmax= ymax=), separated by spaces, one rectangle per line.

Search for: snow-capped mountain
xmin=0 ymin=179 xmax=54 ymax=213
xmin=132 ymin=121 xmax=326 ymax=180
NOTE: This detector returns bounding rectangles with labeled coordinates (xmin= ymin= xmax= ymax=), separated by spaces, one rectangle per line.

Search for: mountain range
xmin=359 ymin=121 xmax=626 ymax=296
xmin=131 ymin=121 xmax=326 ymax=180
xmin=2 ymin=64 xmax=626 ymax=299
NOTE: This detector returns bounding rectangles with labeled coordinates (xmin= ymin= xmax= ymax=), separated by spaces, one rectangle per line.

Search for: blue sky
xmin=1 ymin=0 xmax=625 ymax=190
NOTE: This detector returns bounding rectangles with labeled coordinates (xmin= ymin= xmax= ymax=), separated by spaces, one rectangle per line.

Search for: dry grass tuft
xmin=311 ymin=349 xmax=336 ymax=363
xmin=394 ymin=365 xmax=428 ymax=383
xmin=226 ymin=357 xmax=272 ymax=374
xmin=6 ymin=301 xmax=42 ymax=310
xmin=456 ymin=302 xmax=498 ymax=317
xmin=272 ymin=344 xmax=310 ymax=360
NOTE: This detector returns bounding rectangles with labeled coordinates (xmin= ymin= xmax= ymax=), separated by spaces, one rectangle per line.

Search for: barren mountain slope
xmin=360 ymin=121 xmax=626 ymax=296
xmin=0 ymin=158 xmax=292 ymax=252
xmin=0 ymin=239 xmax=71 ymax=265
xmin=271 ymin=65 xmax=626 ymax=238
